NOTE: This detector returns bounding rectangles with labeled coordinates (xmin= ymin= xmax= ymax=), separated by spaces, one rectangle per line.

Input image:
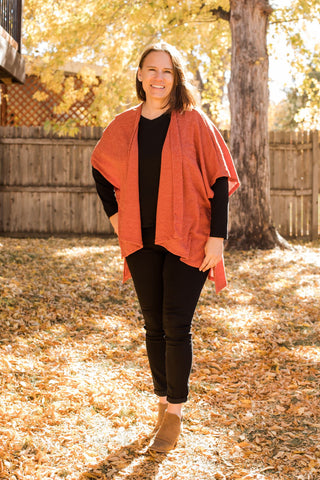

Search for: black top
xmin=92 ymin=112 xmax=229 ymax=238
xmin=138 ymin=113 xmax=171 ymax=227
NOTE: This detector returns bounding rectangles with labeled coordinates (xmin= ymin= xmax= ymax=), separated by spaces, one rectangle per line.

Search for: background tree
xmin=269 ymin=56 xmax=320 ymax=131
xmin=209 ymin=0 xmax=319 ymax=248
xmin=22 ymin=0 xmax=319 ymax=249
xmin=269 ymin=88 xmax=305 ymax=131
xmin=291 ymin=52 xmax=320 ymax=130
xmin=223 ymin=0 xmax=280 ymax=248
xmin=23 ymin=0 xmax=231 ymax=126
xmin=269 ymin=2 xmax=320 ymax=131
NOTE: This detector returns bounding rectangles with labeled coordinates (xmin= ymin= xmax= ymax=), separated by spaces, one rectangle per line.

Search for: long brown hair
xmin=136 ymin=42 xmax=197 ymax=112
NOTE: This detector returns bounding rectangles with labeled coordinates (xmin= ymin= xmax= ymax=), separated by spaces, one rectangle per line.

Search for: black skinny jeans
xmin=126 ymin=228 xmax=208 ymax=404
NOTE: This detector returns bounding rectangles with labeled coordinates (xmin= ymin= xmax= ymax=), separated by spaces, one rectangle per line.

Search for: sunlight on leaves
xmin=0 ymin=237 xmax=319 ymax=479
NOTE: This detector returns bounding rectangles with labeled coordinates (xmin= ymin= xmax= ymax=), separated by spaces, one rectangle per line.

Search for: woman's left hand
xmin=199 ymin=237 xmax=224 ymax=272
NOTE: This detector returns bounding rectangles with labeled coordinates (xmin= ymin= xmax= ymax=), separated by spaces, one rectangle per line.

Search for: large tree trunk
xmin=227 ymin=0 xmax=284 ymax=249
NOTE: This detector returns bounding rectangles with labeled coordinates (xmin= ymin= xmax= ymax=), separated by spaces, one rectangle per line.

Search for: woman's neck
xmin=141 ymin=101 xmax=170 ymax=120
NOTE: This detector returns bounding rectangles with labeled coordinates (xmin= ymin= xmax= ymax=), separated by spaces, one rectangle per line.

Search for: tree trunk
xmin=227 ymin=0 xmax=285 ymax=249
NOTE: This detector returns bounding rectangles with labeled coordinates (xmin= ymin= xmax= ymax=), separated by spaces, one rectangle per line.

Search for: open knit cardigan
xmin=91 ymin=104 xmax=240 ymax=293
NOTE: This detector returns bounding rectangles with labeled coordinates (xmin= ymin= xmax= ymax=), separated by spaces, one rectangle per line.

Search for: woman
xmin=91 ymin=42 xmax=239 ymax=453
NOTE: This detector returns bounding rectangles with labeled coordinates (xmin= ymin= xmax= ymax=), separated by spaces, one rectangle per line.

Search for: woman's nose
xmin=154 ymin=70 xmax=164 ymax=80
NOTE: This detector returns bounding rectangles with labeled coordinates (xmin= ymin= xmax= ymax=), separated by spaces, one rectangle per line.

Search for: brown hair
xmin=136 ymin=42 xmax=197 ymax=112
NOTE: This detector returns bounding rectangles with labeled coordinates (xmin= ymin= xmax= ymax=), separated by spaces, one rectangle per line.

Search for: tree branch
xmin=269 ymin=18 xmax=301 ymax=25
xmin=209 ymin=6 xmax=230 ymax=22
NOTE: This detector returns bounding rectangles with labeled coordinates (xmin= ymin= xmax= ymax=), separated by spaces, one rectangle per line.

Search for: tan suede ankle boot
xmin=152 ymin=402 xmax=168 ymax=434
xmin=149 ymin=412 xmax=181 ymax=452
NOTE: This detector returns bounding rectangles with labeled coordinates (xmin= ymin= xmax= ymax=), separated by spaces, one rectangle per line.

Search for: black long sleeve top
xmin=92 ymin=112 xmax=229 ymax=238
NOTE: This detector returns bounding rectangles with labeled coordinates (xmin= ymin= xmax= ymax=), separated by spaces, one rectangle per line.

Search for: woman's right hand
xmin=109 ymin=213 xmax=119 ymax=235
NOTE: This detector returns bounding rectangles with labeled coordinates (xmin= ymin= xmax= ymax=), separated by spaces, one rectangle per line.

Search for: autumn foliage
xmin=0 ymin=237 xmax=319 ymax=479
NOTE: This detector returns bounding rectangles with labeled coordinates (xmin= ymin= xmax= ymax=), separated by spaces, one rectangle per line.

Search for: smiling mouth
xmin=151 ymin=85 xmax=165 ymax=89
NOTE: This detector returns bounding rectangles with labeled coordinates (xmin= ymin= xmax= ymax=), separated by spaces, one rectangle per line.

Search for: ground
xmin=0 ymin=236 xmax=319 ymax=480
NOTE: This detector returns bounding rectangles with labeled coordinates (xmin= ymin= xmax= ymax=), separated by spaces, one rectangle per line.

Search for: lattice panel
xmin=2 ymin=74 xmax=97 ymax=126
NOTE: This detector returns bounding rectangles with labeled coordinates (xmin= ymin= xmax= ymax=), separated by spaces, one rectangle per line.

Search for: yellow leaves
xmin=39 ymin=69 xmax=64 ymax=95
xmin=1 ymin=237 xmax=320 ymax=478
xmin=23 ymin=0 xmax=232 ymax=129
xmin=237 ymin=440 xmax=251 ymax=449
xmin=1 ymin=358 xmax=12 ymax=370
xmin=32 ymin=90 xmax=49 ymax=102
xmin=240 ymin=399 xmax=252 ymax=408
xmin=79 ymin=67 xmax=100 ymax=87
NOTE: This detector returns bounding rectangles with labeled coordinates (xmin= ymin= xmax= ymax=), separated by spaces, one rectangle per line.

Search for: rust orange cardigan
xmin=91 ymin=104 xmax=240 ymax=293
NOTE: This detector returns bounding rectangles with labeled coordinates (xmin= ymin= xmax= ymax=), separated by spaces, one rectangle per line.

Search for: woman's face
xmin=138 ymin=51 xmax=175 ymax=105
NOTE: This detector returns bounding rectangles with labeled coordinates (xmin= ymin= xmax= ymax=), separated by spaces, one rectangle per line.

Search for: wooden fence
xmin=0 ymin=126 xmax=111 ymax=235
xmin=0 ymin=126 xmax=319 ymax=239
xmin=269 ymin=130 xmax=319 ymax=240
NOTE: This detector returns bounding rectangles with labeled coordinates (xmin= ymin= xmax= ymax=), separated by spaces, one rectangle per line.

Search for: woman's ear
xmin=137 ymin=68 xmax=142 ymax=82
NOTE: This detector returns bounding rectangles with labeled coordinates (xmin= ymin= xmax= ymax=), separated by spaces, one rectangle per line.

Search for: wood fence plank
xmin=292 ymin=196 xmax=297 ymax=236
xmin=0 ymin=145 xmax=8 ymax=184
xmin=283 ymin=131 xmax=292 ymax=190
xmin=312 ymin=131 xmax=319 ymax=239
xmin=0 ymin=192 xmax=9 ymax=231
xmin=297 ymin=195 xmax=302 ymax=237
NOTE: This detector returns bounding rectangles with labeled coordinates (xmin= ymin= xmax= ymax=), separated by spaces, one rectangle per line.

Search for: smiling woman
xmin=137 ymin=51 xmax=174 ymax=118
xmin=135 ymin=42 xmax=197 ymax=118
xmin=138 ymin=52 xmax=174 ymax=109
xmin=91 ymin=41 xmax=239 ymax=454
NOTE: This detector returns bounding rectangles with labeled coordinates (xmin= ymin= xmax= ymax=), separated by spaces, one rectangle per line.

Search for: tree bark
xmin=227 ymin=0 xmax=286 ymax=249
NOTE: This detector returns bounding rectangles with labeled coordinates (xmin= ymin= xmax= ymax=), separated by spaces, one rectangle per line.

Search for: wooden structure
xmin=0 ymin=73 xmax=97 ymax=126
xmin=0 ymin=0 xmax=25 ymax=84
xmin=269 ymin=130 xmax=319 ymax=240
xmin=0 ymin=126 xmax=111 ymax=234
xmin=0 ymin=126 xmax=319 ymax=239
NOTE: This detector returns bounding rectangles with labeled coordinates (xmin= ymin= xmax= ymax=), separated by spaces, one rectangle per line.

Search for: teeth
xmin=151 ymin=85 xmax=165 ymax=89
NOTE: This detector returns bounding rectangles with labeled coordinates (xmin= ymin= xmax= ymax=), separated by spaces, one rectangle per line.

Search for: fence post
xmin=312 ymin=130 xmax=319 ymax=240
xmin=0 ymin=85 xmax=8 ymax=125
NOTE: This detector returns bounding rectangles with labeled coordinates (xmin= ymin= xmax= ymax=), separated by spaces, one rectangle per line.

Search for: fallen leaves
xmin=0 ymin=237 xmax=319 ymax=479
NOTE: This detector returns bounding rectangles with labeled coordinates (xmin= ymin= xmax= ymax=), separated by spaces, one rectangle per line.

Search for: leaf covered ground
xmin=0 ymin=236 xmax=319 ymax=480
